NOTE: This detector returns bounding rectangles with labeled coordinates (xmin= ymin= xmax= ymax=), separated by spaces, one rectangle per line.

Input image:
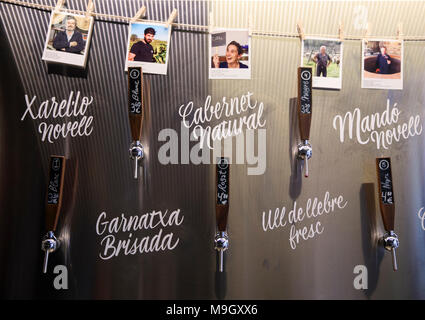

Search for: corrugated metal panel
xmin=211 ymin=1 xmax=425 ymax=38
xmin=0 ymin=0 xmax=213 ymax=299
xmin=210 ymin=0 xmax=425 ymax=299
xmin=0 ymin=0 xmax=424 ymax=299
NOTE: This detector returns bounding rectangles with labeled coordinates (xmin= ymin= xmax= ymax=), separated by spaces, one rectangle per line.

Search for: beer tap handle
xmin=376 ymin=158 xmax=396 ymax=230
xmin=376 ymin=157 xmax=399 ymax=271
xmin=42 ymin=156 xmax=65 ymax=273
xmin=215 ymin=157 xmax=230 ymax=273
xmin=298 ymin=67 xmax=312 ymax=141
xmin=128 ymin=67 xmax=145 ymax=179
xmin=297 ymin=67 xmax=313 ymax=177
xmin=128 ymin=67 xmax=144 ymax=141
xmin=216 ymin=157 xmax=230 ymax=232
xmin=45 ymin=156 xmax=66 ymax=232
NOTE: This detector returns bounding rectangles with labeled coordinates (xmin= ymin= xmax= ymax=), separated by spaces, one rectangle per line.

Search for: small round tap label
xmin=301 ymin=69 xmax=311 ymax=81
xmin=129 ymin=68 xmax=140 ymax=80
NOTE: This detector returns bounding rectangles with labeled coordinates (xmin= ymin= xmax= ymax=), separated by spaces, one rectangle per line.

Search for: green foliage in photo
xmin=303 ymin=57 xmax=340 ymax=78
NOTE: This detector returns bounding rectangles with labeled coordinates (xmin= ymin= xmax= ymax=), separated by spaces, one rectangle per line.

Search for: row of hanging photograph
xmin=42 ymin=10 xmax=403 ymax=90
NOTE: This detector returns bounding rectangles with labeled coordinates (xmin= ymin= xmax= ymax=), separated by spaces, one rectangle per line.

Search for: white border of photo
xmin=209 ymin=28 xmax=251 ymax=80
xmin=361 ymin=38 xmax=403 ymax=90
xmin=125 ymin=21 xmax=172 ymax=75
xmin=300 ymin=37 xmax=343 ymax=90
xmin=42 ymin=11 xmax=94 ymax=68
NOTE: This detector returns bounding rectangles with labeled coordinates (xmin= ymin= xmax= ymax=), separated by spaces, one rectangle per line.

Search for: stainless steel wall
xmin=0 ymin=0 xmax=425 ymax=299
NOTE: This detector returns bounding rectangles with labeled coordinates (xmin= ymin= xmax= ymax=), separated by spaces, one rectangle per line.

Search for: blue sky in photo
xmin=130 ymin=23 xmax=169 ymax=41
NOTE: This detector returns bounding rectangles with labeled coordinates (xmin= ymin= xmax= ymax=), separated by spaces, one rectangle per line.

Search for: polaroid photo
xmin=125 ymin=22 xmax=171 ymax=75
xmin=301 ymin=37 xmax=343 ymax=89
xmin=209 ymin=28 xmax=251 ymax=80
xmin=361 ymin=39 xmax=403 ymax=90
xmin=42 ymin=11 xmax=94 ymax=68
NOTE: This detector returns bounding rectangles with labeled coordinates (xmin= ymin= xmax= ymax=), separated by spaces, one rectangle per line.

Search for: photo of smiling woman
xmin=212 ymin=41 xmax=248 ymax=69
xmin=209 ymin=29 xmax=251 ymax=79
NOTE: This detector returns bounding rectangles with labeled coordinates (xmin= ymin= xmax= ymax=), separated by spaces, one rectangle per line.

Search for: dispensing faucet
xmin=127 ymin=67 xmax=145 ymax=179
xmin=215 ymin=157 xmax=230 ymax=273
xmin=297 ymin=140 xmax=312 ymax=177
xmin=129 ymin=141 xmax=144 ymax=179
xmin=214 ymin=231 xmax=229 ymax=273
xmin=297 ymin=67 xmax=313 ymax=178
xmin=42 ymin=155 xmax=66 ymax=273
xmin=41 ymin=231 xmax=60 ymax=274
xmin=382 ymin=230 xmax=399 ymax=271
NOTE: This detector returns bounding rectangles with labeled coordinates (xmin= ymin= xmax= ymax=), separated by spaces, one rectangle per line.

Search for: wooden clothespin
xmin=297 ymin=21 xmax=305 ymax=41
xmin=339 ymin=21 xmax=344 ymax=41
xmin=54 ymin=0 xmax=65 ymax=11
xmin=209 ymin=11 xmax=214 ymax=33
xmin=363 ymin=22 xmax=371 ymax=44
xmin=85 ymin=0 xmax=94 ymax=17
xmin=166 ymin=9 xmax=178 ymax=28
xmin=248 ymin=16 xmax=253 ymax=37
xmin=397 ymin=22 xmax=403 ymax=41
xmin=131 ymin=5 xmax=146 ymax=23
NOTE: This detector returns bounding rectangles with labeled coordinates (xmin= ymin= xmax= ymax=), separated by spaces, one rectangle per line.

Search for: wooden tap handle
xmin=298 ymin=67 xmax=312 ymax=141
xmin=216 ymin=157 xmax=230 ymax=232
xmin=376 ymin=157 xmax=395 ymax=231
xmin=45 ymin=156 xmax=66 ymax=232
xmin=128 ymin=67 xmax=144 ymax=141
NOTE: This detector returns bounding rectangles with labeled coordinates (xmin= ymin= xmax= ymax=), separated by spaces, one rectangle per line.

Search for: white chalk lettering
xmin=261 ymin=192 xmax=347 ymax=250
xmin=21 ymin=91 xmax=94 ymax=143
xmin=96 ymin=209 xmax=184 ymax=260
xmin=332 ymin=99 xmax=422 ymax=149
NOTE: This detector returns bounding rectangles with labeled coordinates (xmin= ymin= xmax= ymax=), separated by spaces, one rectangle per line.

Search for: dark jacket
xmin=375 ymin=53 xmax=392 ymax=74
xmin=53 ymin=31 xmax=85 ymax=54
xmin=219 ymin=61 xmax=248 ymax=68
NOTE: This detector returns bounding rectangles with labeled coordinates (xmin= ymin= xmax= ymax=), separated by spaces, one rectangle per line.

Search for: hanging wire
xmin=2 ymin=0 xmax=425 ymax=41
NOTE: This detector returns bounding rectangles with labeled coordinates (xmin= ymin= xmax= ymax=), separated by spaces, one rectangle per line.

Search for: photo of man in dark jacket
xmin=53 ymin=17 xmax=85 ymax=54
